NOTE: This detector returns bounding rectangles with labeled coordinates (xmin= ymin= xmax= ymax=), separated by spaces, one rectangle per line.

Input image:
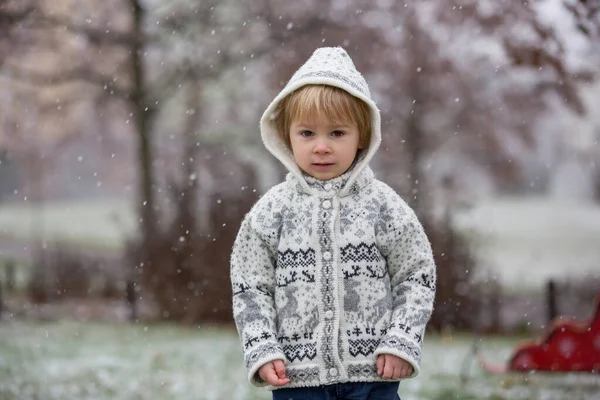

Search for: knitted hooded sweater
xmin=231 ymin=47 xmax=436 ymax=389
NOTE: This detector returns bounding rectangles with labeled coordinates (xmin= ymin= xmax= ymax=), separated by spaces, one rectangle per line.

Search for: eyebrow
xmin=291 ymin=122 xmax=351 ymax=129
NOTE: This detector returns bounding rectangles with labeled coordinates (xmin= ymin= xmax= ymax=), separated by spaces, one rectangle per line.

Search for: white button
xmin=324 ymin=183 xmax=333 ymax=191
xmin=323 ymin=251 xmax=332 ymax=261
xmin=329 ymin=368 xmax=338 ymax=376
xmin=325 ymin=310 xmax=334 ymax=319
xmin=322 ymin=200 xmax=331 ymax=209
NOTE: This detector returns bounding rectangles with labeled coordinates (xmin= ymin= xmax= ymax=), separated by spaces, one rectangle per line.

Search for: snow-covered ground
xmin=1 ymin=320 xmax=598 ymax=400
xmin=453 ymin=196 xmax=600 ymax=292
xmin=0 ymin=199 xmax=137 ymax=250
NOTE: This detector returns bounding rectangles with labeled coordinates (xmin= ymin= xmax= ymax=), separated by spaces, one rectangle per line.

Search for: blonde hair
xmin=274 ymin=85 xmax=371 ymax=149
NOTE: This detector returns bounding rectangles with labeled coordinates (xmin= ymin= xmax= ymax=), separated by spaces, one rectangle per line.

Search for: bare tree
xmin=4 ymin=0 xmax=372 ymax=321
xmin=367 ymin=0 xmax=599 ymax=210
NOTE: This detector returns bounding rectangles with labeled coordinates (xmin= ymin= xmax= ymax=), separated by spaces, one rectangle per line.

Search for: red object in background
xmin=508 ymin=293 xmax=600 ymax=373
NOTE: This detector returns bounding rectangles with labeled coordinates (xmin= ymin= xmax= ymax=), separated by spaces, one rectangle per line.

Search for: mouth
xmin=312 ymin=162 xmax=334 ymax=169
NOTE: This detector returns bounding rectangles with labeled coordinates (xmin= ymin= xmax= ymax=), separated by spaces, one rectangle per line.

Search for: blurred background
xmin=0 ymin=0 xmax=599 ymax=399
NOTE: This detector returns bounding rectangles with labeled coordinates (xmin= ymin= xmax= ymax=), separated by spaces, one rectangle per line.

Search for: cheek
xmin=357 ymin=135 xmax=365 ymax=149
xmin=290 ymin=143 xmax=306 ymax=160
xmin=289 ymin=139 xmax=299 ymax=155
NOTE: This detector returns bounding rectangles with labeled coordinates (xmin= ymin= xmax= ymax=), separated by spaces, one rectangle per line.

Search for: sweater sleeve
xmin=231 ymin=203 xmax=285 ymax=387
xmin=373 ymin=189 xmax=436 ymax=378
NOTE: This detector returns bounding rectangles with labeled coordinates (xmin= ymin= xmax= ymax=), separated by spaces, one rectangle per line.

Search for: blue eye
xmin=300 ymin=130 xmax=314 ymax=137
xmin=331 ymin=131 xmax=345 ymax=137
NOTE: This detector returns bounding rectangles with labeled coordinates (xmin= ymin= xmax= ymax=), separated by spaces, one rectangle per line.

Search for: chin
xmin=314 ymin=172 xmax=339 ymax=180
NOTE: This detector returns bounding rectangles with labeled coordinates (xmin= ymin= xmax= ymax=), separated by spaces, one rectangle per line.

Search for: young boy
xmin=231 ymin=47 xmax=436 ymax=400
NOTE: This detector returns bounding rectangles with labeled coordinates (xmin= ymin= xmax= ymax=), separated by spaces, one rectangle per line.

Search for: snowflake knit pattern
xmin=231 ymin=47 xmax=436 ymax=389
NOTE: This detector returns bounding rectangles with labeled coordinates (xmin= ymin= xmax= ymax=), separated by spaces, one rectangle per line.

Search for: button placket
xmin=318 ymin=195 xmax=338 ymax=382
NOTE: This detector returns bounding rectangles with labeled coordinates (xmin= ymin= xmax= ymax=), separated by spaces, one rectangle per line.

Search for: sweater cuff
xmin=245 ymin=342 xmax=286 ymax=387
xmin=374 ymin=334 xmax=421 ymax=378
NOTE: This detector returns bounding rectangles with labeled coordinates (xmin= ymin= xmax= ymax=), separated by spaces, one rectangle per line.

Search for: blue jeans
xmin=272 ymin=382 xmax=401 ymax=400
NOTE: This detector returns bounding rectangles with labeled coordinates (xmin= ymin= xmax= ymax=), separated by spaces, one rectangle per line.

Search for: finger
xmin=273 ymin=376 xmax=291 ymax=386
xmin=377 ymin=355 xmax=385 ymax=376
xmin=396 ymin=364 xmax=407 ymax=379
xmin=271 ymin=360 xmax=290 ymax=386
xmin=265 ymin=367 xmax=280 ymax=386
xmin=399 ymin=363 xmax=412 ymax=378
xmin=273 ymin=359 xmax=287 ymax=379
xmin=383 ymin=358 xmax=395 ymax=380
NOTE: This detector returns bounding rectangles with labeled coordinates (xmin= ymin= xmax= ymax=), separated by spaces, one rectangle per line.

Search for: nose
xmin=313 ymin=140 xmax=331 ymax=154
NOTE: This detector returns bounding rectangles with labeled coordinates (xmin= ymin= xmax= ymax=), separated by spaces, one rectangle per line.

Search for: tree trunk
xmin=130 ymin=0 xmax=156 ymax=243
xmin=405 ymin=8 xmax=425 ymax=215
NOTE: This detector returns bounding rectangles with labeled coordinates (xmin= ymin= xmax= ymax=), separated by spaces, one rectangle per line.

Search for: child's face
xmin=289 ymin=111 xmax=362 ymax=181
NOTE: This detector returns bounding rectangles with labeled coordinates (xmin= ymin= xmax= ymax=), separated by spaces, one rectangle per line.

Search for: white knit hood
xmin=260 ymin=47 xmax=382 ymax=197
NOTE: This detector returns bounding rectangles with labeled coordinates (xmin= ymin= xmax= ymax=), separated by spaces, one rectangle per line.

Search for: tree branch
xmin=148 ymin=9 xmax=337 ymax=105
xmin=32 ymin=13 xmax=138 ymax=47
xmin=5 ymin=63 xmax=131 ymax=101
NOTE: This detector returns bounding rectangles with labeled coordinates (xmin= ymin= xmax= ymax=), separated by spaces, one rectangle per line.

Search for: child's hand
xmin=376 ymin=354 xmax=413 ymax=380
xmin=258 ymin=360 xmax=291 ymax=386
